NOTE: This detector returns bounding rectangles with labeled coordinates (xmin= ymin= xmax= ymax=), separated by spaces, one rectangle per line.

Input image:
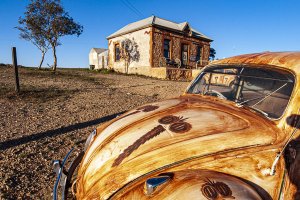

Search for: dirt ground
xmin=0 ymin=66 xmax=189 ymax=199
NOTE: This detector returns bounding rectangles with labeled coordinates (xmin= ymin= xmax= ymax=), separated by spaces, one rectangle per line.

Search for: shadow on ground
xmin=0 ymin=87 xmax=80 ymax=102
xmin=0 ymin=111 xmax=125 ymax=151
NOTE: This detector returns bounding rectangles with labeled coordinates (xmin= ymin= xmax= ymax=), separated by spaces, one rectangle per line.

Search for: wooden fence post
xmin=12 ymin=47 xmax=20 ymax=94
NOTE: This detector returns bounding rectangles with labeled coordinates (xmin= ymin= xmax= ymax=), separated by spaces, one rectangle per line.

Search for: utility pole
xmin=12 ymin=47 xmax=20 ymax=94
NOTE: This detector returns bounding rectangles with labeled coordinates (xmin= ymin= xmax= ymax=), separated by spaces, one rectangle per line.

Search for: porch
xmin=150 ymin=67 xmax=202 ymax=81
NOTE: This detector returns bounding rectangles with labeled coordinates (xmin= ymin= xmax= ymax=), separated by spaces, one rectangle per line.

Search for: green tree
xmin=17 ymin=7 xmax=50 ymax=69
xmin=18 ymin=0 xmax=83 ymax=71
xmin=209 ymin=47 xmax=216 ymax=61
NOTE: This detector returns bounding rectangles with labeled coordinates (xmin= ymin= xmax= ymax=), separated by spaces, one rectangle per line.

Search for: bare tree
xmin=120 ymin=38 xmax=140 ymax=73
xmin=18 ymin=0 xmax=83 ymax=71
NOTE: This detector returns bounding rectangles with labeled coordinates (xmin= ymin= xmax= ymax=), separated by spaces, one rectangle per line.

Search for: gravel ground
xmin=0 ymin=66 xmax=189 ymax=199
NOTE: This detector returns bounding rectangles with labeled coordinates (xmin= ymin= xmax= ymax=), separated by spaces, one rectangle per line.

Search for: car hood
xmin=76 ymin=95 xmax=281 ymax=199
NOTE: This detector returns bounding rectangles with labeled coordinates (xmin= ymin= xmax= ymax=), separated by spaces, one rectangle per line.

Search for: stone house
xmin=89 ymin=48 xmax=108 ymax=70
xmin=107 ymin=16 xmax=212 ymax=80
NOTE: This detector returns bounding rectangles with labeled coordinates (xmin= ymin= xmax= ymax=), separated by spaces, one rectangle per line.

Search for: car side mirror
xmin=286 ymin=114 xmax=300 ymax=129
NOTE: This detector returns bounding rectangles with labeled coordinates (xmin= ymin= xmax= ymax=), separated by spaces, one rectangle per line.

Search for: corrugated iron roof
xmin=107 ymin=15 xmax=212 ymax=41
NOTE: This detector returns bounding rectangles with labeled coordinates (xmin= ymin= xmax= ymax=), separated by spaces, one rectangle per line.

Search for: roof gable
xmin=90 ymin=48 xmax=107 ymax=54
xmin=178 ymin=22 xmax=190 ymax=31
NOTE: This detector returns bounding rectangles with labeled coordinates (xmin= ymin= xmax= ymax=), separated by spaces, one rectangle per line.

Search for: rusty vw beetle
xmin=53 ymin=52 xmax=300 ymax=200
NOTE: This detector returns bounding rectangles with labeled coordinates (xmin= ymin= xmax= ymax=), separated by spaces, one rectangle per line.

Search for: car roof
xmin=211 ymin=51 xmax=300 ymax=76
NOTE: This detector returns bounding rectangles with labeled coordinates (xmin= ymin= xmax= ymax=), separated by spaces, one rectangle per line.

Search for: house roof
xmin=90 ymin=48 xmax=107 ymax=54
xmin=107 ymin=16 xmax=212 ymax=41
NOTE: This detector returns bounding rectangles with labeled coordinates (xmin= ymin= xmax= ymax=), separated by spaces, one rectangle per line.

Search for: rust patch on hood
xmin=120 ymin=105 xmax=160 ymax=119
xmin=113 ymin=115 xmax=192 ymax=167
xmin=201 ymin=178 xmax=235 ymax=200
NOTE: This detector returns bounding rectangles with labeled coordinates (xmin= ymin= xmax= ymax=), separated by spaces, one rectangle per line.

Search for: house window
xmin=115 ymin=43 xmax=120 ymax=61
xmin=181 ymin=43 xmax=189 ymax=66
xmin=163 ymin=39 xmax=171 ymax=59
xmin=196 ymin=45 xmax=202 ymax=62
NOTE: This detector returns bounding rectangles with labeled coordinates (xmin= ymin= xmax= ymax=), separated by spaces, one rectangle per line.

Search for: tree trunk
xmin=126 ymin=61 xmax=129 ymax=74
xmin=52 ymin=45 xmax=57 ymax=71
xmin=125 ymin=55 xmax=129 ymax=74
xmin=38 ymin=52 xmax=45 ymax=70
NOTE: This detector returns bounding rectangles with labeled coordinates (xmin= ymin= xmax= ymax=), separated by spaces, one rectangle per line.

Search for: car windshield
xmin=187 ymin=65 xmax=295 ymax=119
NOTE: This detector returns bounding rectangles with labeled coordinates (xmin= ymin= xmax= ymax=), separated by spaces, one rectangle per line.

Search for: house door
xmin=181 ymin=44 xmax=189 ymax=68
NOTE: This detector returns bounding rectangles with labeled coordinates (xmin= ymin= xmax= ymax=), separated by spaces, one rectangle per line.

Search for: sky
xmin=0 ymin=0 xmax=300 ymax=68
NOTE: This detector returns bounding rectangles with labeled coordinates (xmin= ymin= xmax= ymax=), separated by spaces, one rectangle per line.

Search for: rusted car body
xmin=53 ymin=52 xmax=300 ymax=199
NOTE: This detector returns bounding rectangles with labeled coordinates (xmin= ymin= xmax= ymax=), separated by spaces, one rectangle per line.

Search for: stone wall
xmin=166 ymin=68 xmax=192 ymax=80
xmin=152 ymin=28 xmax=164 ymax=68
xmin=152 ymin=27 xmax=211 ymax=69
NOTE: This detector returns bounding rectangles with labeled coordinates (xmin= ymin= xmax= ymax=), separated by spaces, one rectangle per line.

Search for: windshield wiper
xmin=236 ymin=82 xmax=288 ymax=118
xmin=248 ymin=106 xmax=269 ymax=117
xmin=251 ymin=83 xmax=287 ymax=107
xmin=237 ymin=96 xmax=264 ymax=106
xmin=236 ymin=102 xmax=269 ymax=117
xmin=237 ymin=82 xmax=288 ymax=107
